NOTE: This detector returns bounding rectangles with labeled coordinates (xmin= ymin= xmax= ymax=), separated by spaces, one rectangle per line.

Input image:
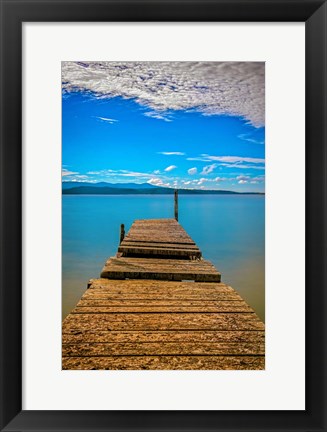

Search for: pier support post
xmin=174 ymin=189 xmax=178 ymax=221
xmin=120 ymin=224 xmax=125 ymax=244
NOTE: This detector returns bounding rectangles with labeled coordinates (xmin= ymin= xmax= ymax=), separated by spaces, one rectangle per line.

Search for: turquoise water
xmin=62 ymin=195 xmax=265 ymax=321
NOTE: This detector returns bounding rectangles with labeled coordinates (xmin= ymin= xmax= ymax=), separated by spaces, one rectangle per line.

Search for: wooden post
xmin=120 ymin=224 xmax=125 ymax=244
xmin=174 ymin=189 xmax=178 ymax=221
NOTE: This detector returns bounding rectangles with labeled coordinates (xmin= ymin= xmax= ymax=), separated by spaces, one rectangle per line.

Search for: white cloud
xmin=237 ymin=175 xmax=251 ymax=181
xmin=148 ymin=178 xmax=163 ymax=186
xmin=186 ymin=155 xmax=265 ymax=171
xmin=84 ymin=168 xmax=182 ymax=185
xmin=250 ymin=175 xmax=265 ymax=183
xmin=158 ymin=152 xmax=185 ymax=156
xmin=187 ymin=157 xmax=209 ymax=162
xmin=236 ymin=175 xmax=265 ymax=185
xmin=70 ymin=175 xmax=90 ymax=180
xmin=197 ymin=178 xmax=207 ymax=185
xmin=198 ymin=155 xmax=265 ymax=164
xmin=201 ymin=163 xmax=217 ymax=175
xmin=87 ymin=169 xmax=157 ymax=180
xmin=188 ymin=167 xmax=197 ymax=175
xmin=62 ymin=168 xmax=78 ymax=177
xmin=144 ymin=111 xmax=172 ymax=122
xmin=164 ymin=165 xmax=177 ymax=172
xmin=192 ymin=177 xmax=227 ymax=184
xmin=96 ymin=116 xmax=118 ymax=124
xmin=220 ymin=163 xmax=265 ymax=170
xmin=147 ymin=178 xmax=171 ymax=187
xmin=62 ymin=61 xmax=265 ymax=127
xmin=238 ymin=133 xmax=264 ymax=145
xmin=62 ymin=171 xmax=92 ymax=182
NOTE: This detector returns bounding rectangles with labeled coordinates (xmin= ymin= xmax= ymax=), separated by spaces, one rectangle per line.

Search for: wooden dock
xmin=62 ymin=218 xmax=265 ymax=370
xmin=118 ymin=219 xmax=202 ymax=259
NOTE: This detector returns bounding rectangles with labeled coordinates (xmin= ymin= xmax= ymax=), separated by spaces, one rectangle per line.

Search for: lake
xmin=62 ymin=194 xmax=265 ymax=321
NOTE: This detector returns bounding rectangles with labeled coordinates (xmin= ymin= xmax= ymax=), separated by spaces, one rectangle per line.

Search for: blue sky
xmin=62 ymin=62 xmax=265 ymax=192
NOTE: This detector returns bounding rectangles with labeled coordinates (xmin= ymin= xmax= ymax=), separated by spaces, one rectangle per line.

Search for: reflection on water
xmin=62 ymin=195 xmax=264 ymax=321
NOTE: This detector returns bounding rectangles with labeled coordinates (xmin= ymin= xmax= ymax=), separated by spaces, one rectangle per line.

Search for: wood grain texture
xmin=87 ymin=278 xmax=233 ymax=292
xmin=118 ymin=245 xmax=202 ymax=258
xmin=63 ymin=218 xmax=264 ymax=370
xmin=72 ymin=304 xmax=253 ymax=313
xmin=63 ymin=341 xmax=264 ymax=356
xmin=76 ymin=299 xmax=248 ymax=307
xmin=63 ymin=311 xmax=264 ymax=331
xmin=62 ymin=355 xmax=265 ymax=370
xmin=62 ymin=330 xmax=265 ymax=344
xmin=100 ymin=257 xmax=221 ymax=282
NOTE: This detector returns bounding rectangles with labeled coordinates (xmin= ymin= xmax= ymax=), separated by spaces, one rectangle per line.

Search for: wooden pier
xmin=118 ymin=219 xmax=202 ymax=259
xmin=62 ymin=218 xmax=265 ymax=370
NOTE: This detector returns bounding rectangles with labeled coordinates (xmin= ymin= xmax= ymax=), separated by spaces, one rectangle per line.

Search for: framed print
xmin=61 ymin=60 xmax=266 ymax=373
xmin=0 ymin=0 xmax=326 ymax=431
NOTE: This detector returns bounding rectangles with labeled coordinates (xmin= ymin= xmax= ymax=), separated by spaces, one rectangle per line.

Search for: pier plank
xmin=81 ymin=294 xmax=241 ymax=301
xmin=62 ymin=330 xmax=265 ymax=344
xmin=63 ymin=312 xmax=264 ymax=331
xmin=101 ymin=257 xmax=221 ymax=282
xmin=62 ymin=355 xmax=265 ymax=370
xmin=63 ymin=341 xmax=264 ymax=356
xmin=72 ymin=304 xmax=253 ymax=313
xmin=120 ymin=241 xmax=200 ymax=249
xmin=88 ymin=279 xmax=230 ymax=292
xmin=77 ymin=299 xmax=246 ymax=307
xmin=118 ymin=245 xmax=202 ymax=258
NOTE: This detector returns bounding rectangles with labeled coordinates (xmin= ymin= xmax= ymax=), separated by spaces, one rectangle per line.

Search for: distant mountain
xmin=62 ymin=181 xmax=156 ymax=190
xmin=62 ymin=183 xmax=263 ymax=195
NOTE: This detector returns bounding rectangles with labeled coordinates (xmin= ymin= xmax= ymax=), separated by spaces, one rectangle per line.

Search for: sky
xmin=62 ymin=62 xmax=265 ymax=192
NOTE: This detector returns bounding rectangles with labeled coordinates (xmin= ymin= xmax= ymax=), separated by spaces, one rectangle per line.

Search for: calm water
xmin=62 ymin=195 xmax=265 ymax=321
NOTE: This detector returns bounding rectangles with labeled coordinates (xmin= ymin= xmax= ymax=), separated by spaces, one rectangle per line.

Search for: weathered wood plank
xmin=124 ymin=236 xmax=195 ymax=244
xmin=120 ymin=241 xmax=200 ymax=249
xmin=62 ymin=341 xmax=265 ymax=356
xmin=84 ymin=280 xmax=243 ymax=300
xmin=123 ymin=239 xmax=197 ymax=245
xmin=101 ymin=257 xmax=218 ymax=268
xmin=62 ymin=355 xmax=265 ymax=370
xmin=63 ymin=312 xmax=265 ymax=331
xmin=81 ymin=294 xmax=243 ymax=301
xmin=73 ymin=303 xmax=253 ymax=313
xmin=86 ymin=285 xmax=237 ymax=295
xmin=86 ymin=287 xmax=234 ymax=296
xmin=100 ymin=257 xmax=221 ymax=282
xmin=77 ymin=299 xmax=248 ymax=307
xmin=132 ymin=219 xmax=180 ymax=224
xmin=128 ymin=219 xmax=187 ymax=227
xmin=88 ymin=279 xmax=232 ymax=291
xmin=83 ymin=279 xmax=243 ymax=301
xmin=118 ymin=245 xmax=202 ymax=258
xmin=83 ymin=292 xmax=242 ymax=300
xmin=72 ymin=306 xmax=253 ymax=313
xmin=62 ymin=330 xmax=265 ymax=344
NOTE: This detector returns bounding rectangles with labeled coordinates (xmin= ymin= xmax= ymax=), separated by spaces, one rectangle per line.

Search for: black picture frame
xmin=1 ymin=1 xmax=326 ymax=431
